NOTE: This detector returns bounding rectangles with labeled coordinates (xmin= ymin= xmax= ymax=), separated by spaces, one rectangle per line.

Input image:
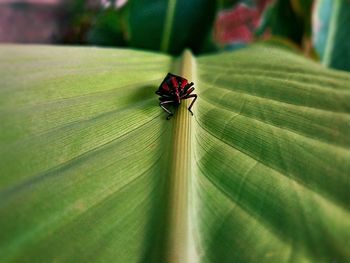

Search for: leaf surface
xmin=0 ymin=44 xmax=350 ymax=263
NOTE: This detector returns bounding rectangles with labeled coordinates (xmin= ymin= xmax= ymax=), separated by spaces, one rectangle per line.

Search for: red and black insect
xmin=155 ymin=73 xmax=197 ymax=119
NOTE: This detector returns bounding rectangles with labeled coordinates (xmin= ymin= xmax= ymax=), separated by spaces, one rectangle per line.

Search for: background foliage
xmin=1 ymin=0 xmax=350 ymax=70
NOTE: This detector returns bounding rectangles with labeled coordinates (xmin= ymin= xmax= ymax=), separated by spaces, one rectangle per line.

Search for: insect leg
xmin=185 ymin=82 xmax=194 ymax=90
xmin=159 ymin=94 xmax=172 ymax=100
xmin=183 ymin=94 xmax=197 ymax=115
xmin=181 ymin=82 xmax=194 ymax=95
xmin=182 ymin=87 xmax=194 ymax=97
xmin=160 ymin=100 xmax=175 ymax=119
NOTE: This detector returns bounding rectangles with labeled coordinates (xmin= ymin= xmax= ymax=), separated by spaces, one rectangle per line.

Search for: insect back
xmin=155 ymin=73 xmax=197 ymax=119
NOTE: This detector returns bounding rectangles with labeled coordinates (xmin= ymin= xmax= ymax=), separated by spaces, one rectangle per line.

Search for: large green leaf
xmin=0 ymin=44 xmax=349 ymax=263
xmin=128 ymin=0 xmax=217 ymax=54
xmin=84 ymin=0 xmax=217 ymax=54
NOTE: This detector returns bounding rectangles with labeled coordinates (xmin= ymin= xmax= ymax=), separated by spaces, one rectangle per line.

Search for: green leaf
xmin=257 ymin=0 xmax=305 ymax=44
xmin=127 ymin=0 xmax=217 ymax=55
xmin=257 ymin=0 xmax=314 ymax=58
xmin=313 ymin=0 xmax=350 ymax=71
xmin=0 ymin=44 xmax=349 ymax=263
xmin=87 ymin=8 xmax=127 ymax=46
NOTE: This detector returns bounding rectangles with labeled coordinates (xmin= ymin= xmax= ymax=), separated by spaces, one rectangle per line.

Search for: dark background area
xmin=0 ymin=0 xmax=349 ymax=71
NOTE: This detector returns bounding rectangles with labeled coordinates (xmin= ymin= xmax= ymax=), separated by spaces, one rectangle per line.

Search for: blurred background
xmin=0 ymin=0 xmax=349 ymax=71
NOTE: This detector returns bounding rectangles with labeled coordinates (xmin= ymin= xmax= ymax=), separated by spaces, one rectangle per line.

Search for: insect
xmin=155 ymin=73 xmax=197 ymax=119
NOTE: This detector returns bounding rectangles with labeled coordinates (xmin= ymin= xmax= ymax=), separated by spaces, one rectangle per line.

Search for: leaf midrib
xmin=164 ymin=50 xmax=197 ymax=263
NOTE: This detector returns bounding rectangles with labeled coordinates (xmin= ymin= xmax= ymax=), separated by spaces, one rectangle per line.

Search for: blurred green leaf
xmin=87 ymin=8 xmax=127 ymax=46
xmin=313 ymin=0 xmax=350 ymax=71
xmin=216 ymin=0 xmax=240 ymax=9
xmin=0 ymin=44 xmax=350 ymax=262
xmin=127 ymin=0 xmax=217 ymax=54
xmin=291 ymin=0 xmax=313 ymax=35
xmin=258 ymin=0 xmax=313 ymax=44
